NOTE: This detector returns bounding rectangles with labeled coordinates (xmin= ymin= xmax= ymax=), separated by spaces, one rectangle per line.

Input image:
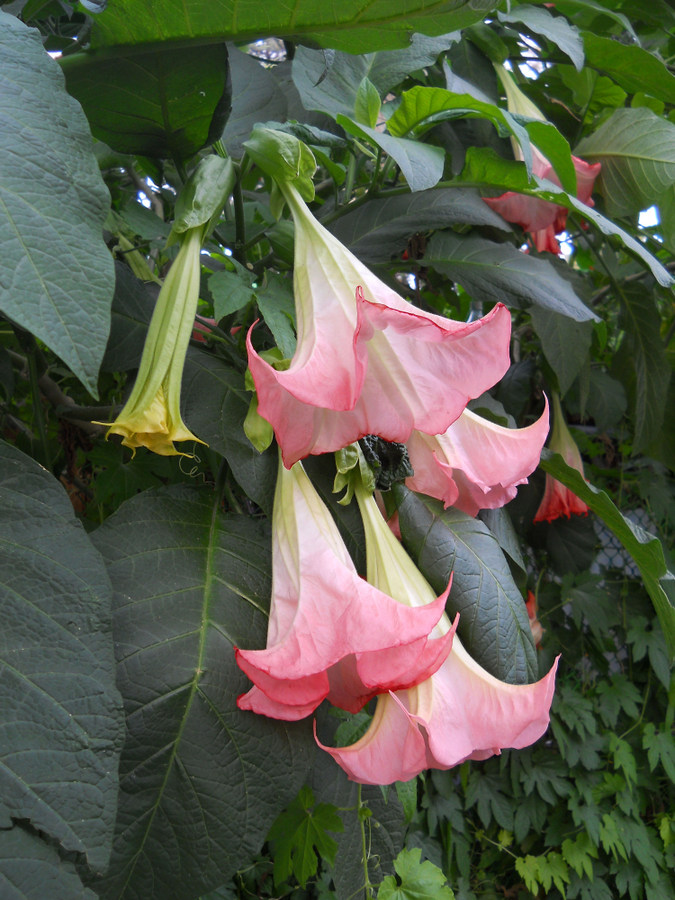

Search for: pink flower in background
xmin=318 ymin=624 xmax=558 ymax=785
xmin=526 ymin=590 xmax=545 ymax=647
xmin=247 ymin=181 xmax=512 ymax=467
xmin=405 ymin=399 xmax=549 ymax=515
xmin=482 ymin=66 xmax=601 ymax=254
xmin=484 ymin=149 xmax=601 ymax=254
xmin=236 ymin=457 xmax=453 ymax=721
xmin=191 ymin=317 xmax=217 ymax=343
xmin=534 ymin=394 xmax=589 ymax=523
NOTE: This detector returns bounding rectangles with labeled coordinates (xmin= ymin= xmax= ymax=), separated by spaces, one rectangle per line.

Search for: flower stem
xmin=358 ymin=785 xmax=374 ymax=899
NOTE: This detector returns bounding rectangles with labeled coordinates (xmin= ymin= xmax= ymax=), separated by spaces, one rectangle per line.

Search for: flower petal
xmin=326 ymin=614 xmax=456 ymax=713
xmin=534 ymin=393 xmax=589 ymax=522
xmin=238 ymin=684 xmax=320 ymax=721
xmin=315 ymin=694 xmax=428 ymax=785
xmin=248 ymin=182 xmax=512 ymax=466
xmin=408 ymin=638 xmax=559 ymax=769
xmin=319 ymin=628 xmax=558 ymax=784
xmin=235 ymin=459 xmax=451 ymax=713
xmin=406 ymin=399 xmax=549 ymax=515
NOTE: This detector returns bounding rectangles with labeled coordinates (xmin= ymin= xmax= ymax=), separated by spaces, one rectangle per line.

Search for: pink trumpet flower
xmin=482 ymin=67 xmax=600 ymax=254
xmin=236 ymin=456 xmax=454 ymax=721
xmin=484 ymin=149 xmax=601 ymax=254
xmin=534 ymin=394 xmax=589 ymax=523
xmin=405 ymin=398 xmax=549 ymax=515
xmin=316 ymin=475 xmax=558 ymax=784
xmin=247 ymin=181 xmax=512 ymax=467
xmin=318 ymin=620 xmax=558 ymax=785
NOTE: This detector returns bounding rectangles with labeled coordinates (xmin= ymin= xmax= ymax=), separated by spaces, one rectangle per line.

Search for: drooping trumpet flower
xmin=405 ymin=399 xmax=549 ymax=515
xmin=236 ymin=455 xmax=454 ymax=720
xmin=244 ymin=128 xmax=512 ymax=467
xmin=100 ymin=156 xmax=235 ymax=455
xmin=483 ymin=67 xmax=601 ymax=254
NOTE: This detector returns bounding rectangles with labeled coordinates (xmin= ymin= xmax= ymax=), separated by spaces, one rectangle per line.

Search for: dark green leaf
xmin=392 ymin=486 xmax=538 ymax=683
xmin=0 ymin=12 xmax=114 ymax=396
xmin=62 ymin=43 xmax=230 ymax=159
xmin=0 ymin=825 xmax=98 ymax=900
xmin=424 ymin=232 xmax=595 ymax=321
xmin=530 ymin=308 xmax=593 ymax=396
xmin=88 ymin=0 xmax=498 ymax=55
xmin=539 ymin=513 xmax=598 ymax=577
xmin=575 ymin=107 xmax=675 ymax=217
xmin=478 ymin=507 xmax=526 ymax=571
xmin=90 ymin=485 xmax=313 ymax=900
xmin=101 ymin=262 xmax=157 ymax=373
xmin=181 ymin=350 xmax=278 ymax=514
xmin=582 ymin=33 xmax=675 ymax=105
xmin=618 ymin=288 xmax=671 ymax=451
xmin=0 ymin=442 xmax=124 ymax=873
xmin=223 ymin=49 xmax=300 ymax=159
xmin=465 ymin=773 xmax=514 ymax=830
xmin=583 ymin=370 xmax=627 ymax=430
xmin=539 ymin=450 xmax=675 ymax=659
xmin=208 ymin=267 xmax=256 ymax=320
xmin=293 ymin=36 xmax=457 ymax=119
xmin=256 ymin=273 xmax=297 ymax=358
xmin=328 ymin=188 xmax=510 ymax=264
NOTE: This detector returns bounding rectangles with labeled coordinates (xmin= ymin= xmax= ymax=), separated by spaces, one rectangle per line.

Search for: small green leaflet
xmin=377 ymin=847 xmax=455 ymax=900
xmin=267 ymin=785 xmax=344 ymax=887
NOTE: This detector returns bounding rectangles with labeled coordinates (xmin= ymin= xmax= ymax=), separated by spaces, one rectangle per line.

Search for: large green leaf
xmin=0 ymin=13 xmax=114 ymax=396
xmin=575 ymin=107 xmax=675 ymax=217
xmin=386 ymin=86 xmax=576 ymax=193
xmin=61 ymin=43 xmax=230 ymax=159
xmin=292 ymin=36 xmax=459 ymax=119
xmin=616 ymin=288 xmax=671 ymax=452
xmin=182 ymin=349 xmax=279 ymax=516
xmin=582 ymin=33 xmax=675 ymax=106
xmin=392 ymin=486 xmax=539 ymax=684
xmin=539 ymin=451 xmax=675 ymax=660
xmin=88 ymin=0 xmax=498 ymax=55
xmin=328 ymin=188 xmax=510 ymax=263
xmin=529 ymin=307 xmax=593 ymax=396
xmin=0 ymin=442 xmax=124 ymax=881
xmin=90 ymin=485 xmax=313 ymax=900
xmin=424 ymin=232 xmax=595 ymax=321
xmin=224 ymin=48 xmax=302 ymax=158
xmin=387 ymin=87 xmax=535 ymax=179
xmin=498 ymin=4 xmax=584 ymax=70
xmin=0 ymin=827 xmax=98 ymax=900
xmin=337 ymin=115 xmax=446 ymax=192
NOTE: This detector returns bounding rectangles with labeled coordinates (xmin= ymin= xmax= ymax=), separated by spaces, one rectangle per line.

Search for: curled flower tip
xmin=235 ymin=455 xmax=455 ymax=720
xmin=317 ymin=638 xmax=559 ymax=785
xmin=534 ymin=394 xmax=589 ymax=523
xmin=405 ymin=397 xmax=550 ymax=515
